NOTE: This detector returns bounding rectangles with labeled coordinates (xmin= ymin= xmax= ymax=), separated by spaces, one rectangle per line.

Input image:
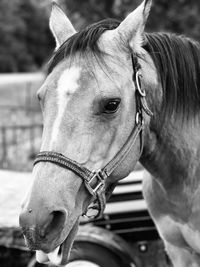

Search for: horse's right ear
xmin=113 ymin=0 xmax=152 ymax=54
xmin=49 ymin=2 xmax=76 ymax=49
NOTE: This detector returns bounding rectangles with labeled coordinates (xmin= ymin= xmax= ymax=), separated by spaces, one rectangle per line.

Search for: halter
xmin=34 ymin=54 xmax=153 ymax=218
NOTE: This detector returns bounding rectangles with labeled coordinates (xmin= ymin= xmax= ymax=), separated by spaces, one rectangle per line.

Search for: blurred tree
xmin=0 ymin=0 xmax=200 ymax=72
xmin=0 ymin=0 xmax=28 ymax=72
xmin=18 ymin=0 xmax=54 ymax=69
xmin=0 ymin=0 xmax=53 ymax=72
xmin=148 ymin=0 xmax=200 ymax=41
xmin=62 ymin=0 xmax=200 ymax=41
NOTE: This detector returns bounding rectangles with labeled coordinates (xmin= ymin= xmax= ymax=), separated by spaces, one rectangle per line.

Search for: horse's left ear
xmin=114 ymin=0 xmax=152 ymax=53
xmin=49 ymin=2 xmax=76 ymax=49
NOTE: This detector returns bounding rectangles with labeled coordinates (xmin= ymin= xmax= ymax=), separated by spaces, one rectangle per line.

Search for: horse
xmin=19 ymin=0 xmax=200 ymax=266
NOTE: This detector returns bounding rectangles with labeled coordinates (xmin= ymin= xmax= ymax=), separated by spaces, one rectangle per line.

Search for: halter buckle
xmin=85 ymin=170 xmax=106 ymax=196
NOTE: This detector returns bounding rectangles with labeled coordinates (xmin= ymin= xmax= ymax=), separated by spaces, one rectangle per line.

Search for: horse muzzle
xmin=19 ymin=206 xmax=79 ymax=265
xmin=20 ymin=207 xmax=66 ymax=247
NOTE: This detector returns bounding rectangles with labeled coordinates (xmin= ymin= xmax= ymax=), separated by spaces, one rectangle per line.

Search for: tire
xmin=67 ymin=226 xmax=136 ymax=267
xmin=68 ymin=241 xmax=130 ymax=267
xmin=66 ymin=260 xmax=100 ymax=267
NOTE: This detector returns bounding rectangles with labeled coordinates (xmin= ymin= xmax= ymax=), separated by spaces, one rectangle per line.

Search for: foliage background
xmin=1 ymin=0 xmax=200 ymax=73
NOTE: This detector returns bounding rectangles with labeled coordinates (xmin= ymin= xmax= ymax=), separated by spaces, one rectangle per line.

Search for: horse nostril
xmin=41 ymin=210 xmax=66 ymax=238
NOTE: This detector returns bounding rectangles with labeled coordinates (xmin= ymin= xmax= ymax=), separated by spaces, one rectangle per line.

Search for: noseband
xmin=34 ymin=54 xmax=153 ymax=218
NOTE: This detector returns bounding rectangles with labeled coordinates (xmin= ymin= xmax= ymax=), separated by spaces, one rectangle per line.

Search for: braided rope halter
xmin=34 ymin=54 xmax=153 ymax=218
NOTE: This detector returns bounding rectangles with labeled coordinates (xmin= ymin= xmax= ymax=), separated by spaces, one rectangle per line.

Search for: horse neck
xmin=140 ymin=84 xmax=200 ymax=197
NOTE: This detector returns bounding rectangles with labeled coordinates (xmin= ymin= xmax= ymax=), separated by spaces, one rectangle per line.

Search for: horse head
xmin=19 ymin=0 xmax=156 ymax=265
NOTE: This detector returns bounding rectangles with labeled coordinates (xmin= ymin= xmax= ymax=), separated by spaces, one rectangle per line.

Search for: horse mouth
xmin=36 ymin=219 xmax=79 ymax=266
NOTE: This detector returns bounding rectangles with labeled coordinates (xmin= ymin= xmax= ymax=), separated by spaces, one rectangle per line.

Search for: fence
xmin=0 ymin=74 xmax=45 ymax=171
xmin=0 ymin=124 xmax=43 ymax=171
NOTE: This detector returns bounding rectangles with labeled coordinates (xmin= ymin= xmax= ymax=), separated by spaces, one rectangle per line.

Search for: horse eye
xmin=103 ymin=99 xmax=121 ymax=114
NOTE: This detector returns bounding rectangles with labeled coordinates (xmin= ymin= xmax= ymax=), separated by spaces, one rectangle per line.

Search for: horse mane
xmin=48 ymin=19 xmax=200 ymax=121
xmin=144 ymin=33 xmax=200 ymax=121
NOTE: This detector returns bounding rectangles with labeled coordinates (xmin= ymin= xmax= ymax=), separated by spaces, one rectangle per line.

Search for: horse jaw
xmin=36 ymin=219 xmax=79 ymax=265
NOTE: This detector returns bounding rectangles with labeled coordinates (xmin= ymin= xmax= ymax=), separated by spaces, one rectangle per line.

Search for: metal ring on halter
xmin=135 ymin=112 xmax=140 ymax=125
xmin=136 ymin=72 xmax=146 ymax=97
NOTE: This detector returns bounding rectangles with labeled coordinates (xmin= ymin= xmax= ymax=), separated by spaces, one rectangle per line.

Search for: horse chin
xmin=36 ymin=219 xmax=79 ymax=266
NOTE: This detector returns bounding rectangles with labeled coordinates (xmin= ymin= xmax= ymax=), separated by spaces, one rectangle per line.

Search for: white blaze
xmin=50 ymin=66 xmax=81 ymax=148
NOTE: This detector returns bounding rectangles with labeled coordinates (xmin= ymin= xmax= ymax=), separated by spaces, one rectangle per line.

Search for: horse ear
xmin=114 ymin=0 xmax=152 ymax=53
xmin=49 ymin=2 xmax=76 ymax=49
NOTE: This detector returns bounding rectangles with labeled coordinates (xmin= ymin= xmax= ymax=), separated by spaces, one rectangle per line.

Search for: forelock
xmin=48 ymin=19 xmax=120 ymax=74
